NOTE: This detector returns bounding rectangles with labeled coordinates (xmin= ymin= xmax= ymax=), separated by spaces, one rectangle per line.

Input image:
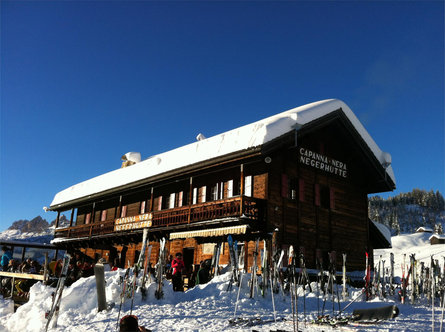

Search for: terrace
xmin=53 ymin=196 xmax=264 ymax=240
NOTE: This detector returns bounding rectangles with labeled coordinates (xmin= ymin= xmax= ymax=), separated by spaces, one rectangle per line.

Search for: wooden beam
xmin=0 ymin=271 xmax=45 ymax=281
xmin=55 ymin=211 xmax=61 ymax=228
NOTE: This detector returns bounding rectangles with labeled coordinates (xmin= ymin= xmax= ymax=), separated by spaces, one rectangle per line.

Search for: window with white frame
xmin=227 ymin=180 xmax=233 ymax=198
xmin=244 ymin=175 xmax=252 ymax=197
xmin=169 ymin=193 xmax=176 ymax=209
xmin=192 ymin=188 xmax=198 ymax=204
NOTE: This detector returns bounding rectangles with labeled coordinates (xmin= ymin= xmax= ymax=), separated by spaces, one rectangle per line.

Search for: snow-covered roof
xmin=50 ymin=99 xmax=396 ymax=208
xmin=429 ymin=234 xmax=445 ymax=241
xmin=416 ymin=227 xmax=433 ymax=233
xmin=371 ymin=220 xmax=392 ymax=247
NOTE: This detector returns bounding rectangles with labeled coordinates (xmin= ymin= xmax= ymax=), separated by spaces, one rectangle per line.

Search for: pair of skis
xmin=210 ymin=242 xmax=222 ymax=279
xmin=116 ymin=229 xmax=153 ymax=329
xmin=249 ymin=238 xmax=260 ymax=298
xmin=45 ymin=253 xmax=71 ymax=332
xmin=155 ymin=237 xmax=166 ymax=299
xmin=226 ymin=235 xmax=240 ymax=291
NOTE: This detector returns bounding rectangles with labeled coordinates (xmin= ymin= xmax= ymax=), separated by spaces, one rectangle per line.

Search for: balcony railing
xmin=54 ymin=196 xmax=264 ymax=240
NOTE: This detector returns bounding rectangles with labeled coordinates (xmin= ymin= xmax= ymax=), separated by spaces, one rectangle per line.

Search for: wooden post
xmin=240 ymin=164 xmax=244 ymax=215
xmin=69 ymin=208 xmax=74 ymax=227
xmin=94 ymin=263 xmax=107 ymax=312
xmin=149 ymin=187 xmax=154 ymax=212
xmin=55 ymin=211 xmax=61 ymax=229
xmin=44 ymin=252 xmax=48 ymax=282
xmin=91 ymin=202 xmax=96 ymax=223
xmin=21 ymin=246 xmax=26 ymax=261
xmin=188 ymin=177 xmax=193 ymax=224
xmin=117 ymin=195 xmax=123 ymax=219
xmin=89 ymin=203 xmax=95 ymax=238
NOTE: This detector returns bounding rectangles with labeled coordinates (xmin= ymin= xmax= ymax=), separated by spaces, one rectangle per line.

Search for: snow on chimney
xmin=121 ymin=152 xmax=141 ymax=168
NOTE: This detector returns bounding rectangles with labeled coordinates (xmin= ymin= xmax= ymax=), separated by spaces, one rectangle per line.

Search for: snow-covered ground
xmin=0 ymin=232 xmax=443 ymax=331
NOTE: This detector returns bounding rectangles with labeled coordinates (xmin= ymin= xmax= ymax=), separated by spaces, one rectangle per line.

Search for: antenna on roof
xmin=196 ymin=133 xmax=206 ymax=141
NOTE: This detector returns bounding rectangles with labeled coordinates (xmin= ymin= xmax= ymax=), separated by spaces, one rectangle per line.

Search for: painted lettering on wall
xmin=114 ymin=213 xmax=152 ymax=231
xmin=299 ymin=148 xmax=347 ymax=178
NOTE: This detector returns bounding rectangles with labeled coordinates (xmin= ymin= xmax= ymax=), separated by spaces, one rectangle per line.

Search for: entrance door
xmin=182 ymin=248 xmax=195 ymax=272
xmin=182 ymin=248 xmax=195 ymax=288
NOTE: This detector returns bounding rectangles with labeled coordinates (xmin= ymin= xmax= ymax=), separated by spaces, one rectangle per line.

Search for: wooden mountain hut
xmin=48 ymin=99 xmax=395 ymax=278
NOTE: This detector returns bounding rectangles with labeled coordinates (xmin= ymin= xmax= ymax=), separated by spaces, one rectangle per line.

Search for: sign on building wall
xmin=114 ymin=213 xmax=152 ymax=231
xmin=299 ymin=147 xmax=348 ymax=178
xmin=202 ymin=243 xmax=216 ymax=255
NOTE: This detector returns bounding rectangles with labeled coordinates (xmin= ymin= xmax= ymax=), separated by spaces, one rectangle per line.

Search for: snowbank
xmin=0 ymin=233 xmax=441 ymax=331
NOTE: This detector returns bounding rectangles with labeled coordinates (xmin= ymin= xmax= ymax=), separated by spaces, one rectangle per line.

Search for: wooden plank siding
xmin=54 ymin=117 xmax=389 ymax=274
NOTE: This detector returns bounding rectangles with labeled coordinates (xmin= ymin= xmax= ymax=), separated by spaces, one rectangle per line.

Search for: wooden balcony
xmin=54 ymin=196 xmax=264 ymax=240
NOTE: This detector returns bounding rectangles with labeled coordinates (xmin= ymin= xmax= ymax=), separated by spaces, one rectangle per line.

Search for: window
xmin=200 ymin=186 xmax=207 ymax=203
xmin=315 ymin=184 xmax=334 ymax=209
xmin=211 ymin=184 xmax=219 ymax=201
xmin=169 ymin=193 xmax=176 ymax=209
xmin=227 ymin=180 xmax=233 ymax=198
xmin=244 ymin=176 xmax=252 ymax=197
xmin=210 ymin=182 xmax=224 ymax=201
xmin=85 ymin=213 xmax=91 ymax=224
xmin=281 ymin=175 xmax=300 ymax=201
xmin=192 ymin=188 xmax=198 ymax=204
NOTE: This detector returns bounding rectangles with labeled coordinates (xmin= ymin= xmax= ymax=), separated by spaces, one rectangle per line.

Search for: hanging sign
xmin=114 ymin=213 xmax=152 ymax=231
xmin=299 ymin=147 xmax=347 ymax=178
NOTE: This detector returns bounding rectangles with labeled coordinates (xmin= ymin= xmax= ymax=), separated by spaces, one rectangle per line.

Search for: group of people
xmin=0 ymin=246 xmax=97 ymax=296
xmin=47 ymin=251 xmax=95 ymax=287
xmin=0 ymin=246 xmax=43 ymax=297
xmin=165 ymin=253 xmax=211 ymax=292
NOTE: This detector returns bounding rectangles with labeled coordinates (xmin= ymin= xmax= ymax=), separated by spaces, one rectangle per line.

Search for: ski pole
xmin=269 ymin=268 xmax=277 ymax=322
xmin=440 ymin=291 xmax=445 ymax=332
xmin=338 ymin=288 xmax=365 ymax=315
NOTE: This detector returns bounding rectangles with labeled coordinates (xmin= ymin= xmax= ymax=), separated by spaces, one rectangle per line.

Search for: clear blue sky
xmin=1 ymin=1 xmax=444 ymax=231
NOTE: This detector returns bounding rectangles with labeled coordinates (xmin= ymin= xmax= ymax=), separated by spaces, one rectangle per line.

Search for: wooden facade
xmin=50 ymin=104 xmax=395 ymax=275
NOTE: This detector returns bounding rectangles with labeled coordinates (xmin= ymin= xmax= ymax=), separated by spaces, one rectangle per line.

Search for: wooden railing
xmin=54 ymin=196 xmax=263 ymax=239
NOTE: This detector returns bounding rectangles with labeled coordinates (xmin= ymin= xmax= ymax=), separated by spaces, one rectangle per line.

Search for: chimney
xmin=121 ymin=152 xmax=141 ymax=168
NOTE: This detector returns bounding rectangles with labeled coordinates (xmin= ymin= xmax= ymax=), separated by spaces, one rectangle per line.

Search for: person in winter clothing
xmin=1 ymin=246 xmax=12 ymax=271
xmin=171 ymin=253 xmax=185 ymax=292
xmin=196 ymin=260 xmax=211 ymax=285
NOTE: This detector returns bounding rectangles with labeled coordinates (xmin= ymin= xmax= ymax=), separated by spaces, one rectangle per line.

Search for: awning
xmin=169 ymin=225 xmax=249 ymax=240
